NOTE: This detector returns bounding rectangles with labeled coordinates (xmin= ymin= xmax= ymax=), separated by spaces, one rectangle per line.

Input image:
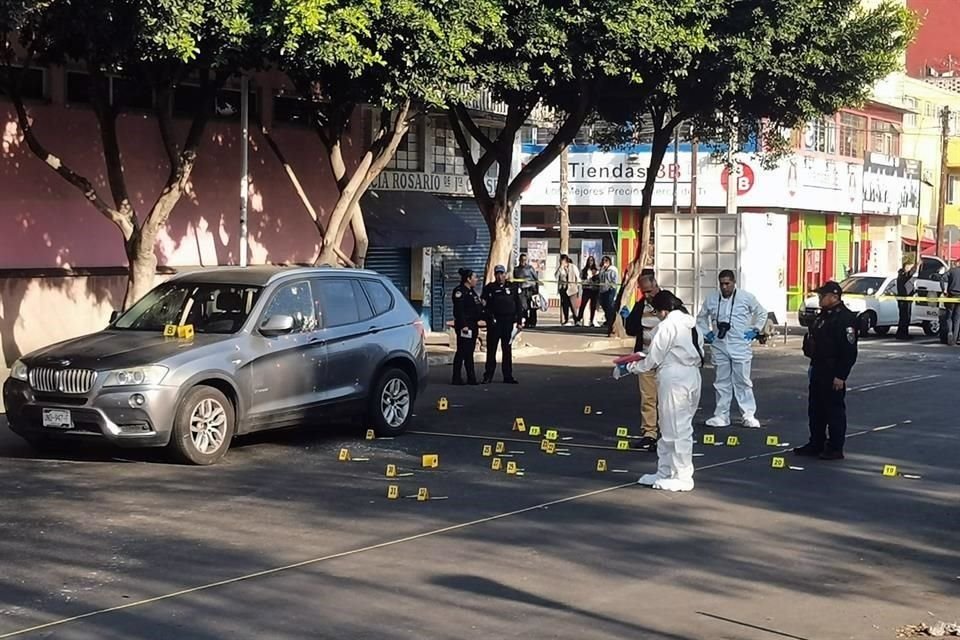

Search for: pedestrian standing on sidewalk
xmin=696 ymin=270 xmax=767 ymax=428
xmin=943 ymin=260 xmax=960 ymax=345
xmin=599 ymin=256 xmax=619 ymax=335
xmin=623 ymin=272 xmax=662 ymax=452
xmin=617 ymin=290 xmax=704 ymax=492
xmin=794 ymin=281 xmax=858 ymax=460
xmin=482 ymin=265 xmax=523 ymax=384
xmin=895 ymin=260 xmax=918 ymax=340
xmin=556 ymin=255 xmax=580 ymax=327
xmin=577 ymin=256 xmax=600 ymax=327
xmin=513 ymin=254 xmax=541 ymax=328
xmin=451 ymin=268 xmax=482 ymax=386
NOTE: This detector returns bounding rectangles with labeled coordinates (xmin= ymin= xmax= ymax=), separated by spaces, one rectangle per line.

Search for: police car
xmin=798 ymin=269 xmax=943 ymax=337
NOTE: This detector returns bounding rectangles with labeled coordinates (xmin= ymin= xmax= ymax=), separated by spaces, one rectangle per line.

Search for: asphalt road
xmin=0 ymin=332 xmax=958 ymax=640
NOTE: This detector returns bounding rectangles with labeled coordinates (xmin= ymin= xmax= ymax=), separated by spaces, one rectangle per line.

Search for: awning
xmin=360 ymin=190 xmax=477 ymax=248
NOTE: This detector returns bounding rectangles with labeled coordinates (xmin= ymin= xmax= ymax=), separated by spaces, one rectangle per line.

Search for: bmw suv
xmin=3 ymin=267 xmax=429 ymax=465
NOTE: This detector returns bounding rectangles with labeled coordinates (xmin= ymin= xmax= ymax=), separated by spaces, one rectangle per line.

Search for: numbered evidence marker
xmin=882 ymin=464 xmax=899 ymax=477
xmin=546 ymin=441 xmax=556 ymax=455
xmin=495 ymin=441 xmax=506 ymax=454
xmin=385 ymin=464 xmax=397 ymax=478
xmin=616 ymin=427 xmax=629 ymax=438
xmin=584 ymin=405 xmax=592 ymax=415
xmin=545 ymin=429 xmax=559 ymax=441
xmin=421 ymin=454 xmax=439 ymax=469
xmin=596 ymin=459 xmax=608 ymax=472
xmin=702 ymin=434 xmax=716 ymax=445
xmin=338 ymin=448 xmax=352 ymax=462
xmin=482 ymin=444 xmax=493 ymax=457
xmin=616 ymin=440 xmax=630 ymax=450
xmin=513 ymin=418 xmax=526 ymax=432
xmin=540 ymin=439 xmax=550 ymax=452
xmin=177 ymin=324 xmax=195 ymax=340
xmin=766 ymin=435 xmax=780 ymax=446
xmin=506 ymin=461 xmax=518 ymax=475
xmin=491 ymin=457 xmax=503 ymax=471
xmin=771 ymin=456 xmax=786 ymax=469
xmin=529 ymin=426 xmax=542 ymax=437
xmin=366 ymin=429 xmax=376 ymax=441
xmin=387 ymin=485 xmax=400 ymax=500
xmin=417 ymin=487 xmax=430 ymax=501
xmin=437 ymin=397 xmax=449 ymax=411
xmin=726 ymin=435 xmax=740 ymax=447
xmin=163 ymin=324 xmax=178 ymax=337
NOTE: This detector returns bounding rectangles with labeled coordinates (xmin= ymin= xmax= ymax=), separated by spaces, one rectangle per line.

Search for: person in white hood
xmin=696 ymin=270 xmax=767 ymax=428
xmin=617 ymin=290 xmax=704 ymax=492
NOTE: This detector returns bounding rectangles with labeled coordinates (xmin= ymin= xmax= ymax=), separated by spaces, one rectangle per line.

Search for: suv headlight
xmin=10 ymin=359 xmax=28 ymax=382
xmin=102 ymin=366 xmax=168 ymax=387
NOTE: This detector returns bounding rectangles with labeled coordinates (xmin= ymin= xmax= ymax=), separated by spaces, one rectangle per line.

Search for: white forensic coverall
xmin=696 ymin=288 xmax=767 ymax=426
xmin=627 ymin=310 xmax=703 ymax=492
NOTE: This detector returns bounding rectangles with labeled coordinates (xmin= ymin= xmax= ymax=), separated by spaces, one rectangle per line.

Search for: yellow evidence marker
xmin=726 ymin=435 xmax=740 ymax=447
xmin=421 ymin=454 xmax=439 ymax=468
xmin=616 ymin=427 xmax=629 ymax=438
xmin=882 ymin=464 xmax=898 ymax=477
xmin=771 ymin=457 xmax=785 ymax=469
xmin=596 ymin=459 xmax=608 ymax=472
xmin=482 ymin=444 xmax=493 ymax=457
xmin=545 ymin=429 xmax=559 ymax=441
xmin=338 ymin=448 xmax=351 ymax=462
xmin=177 ymin=324 xmax=195 ymax=339
xmin=506 ymin=461 xmax=518 ymax=475
xmin=540 ymin=439 xmax=550 ymax=451
xmin=163 ymin=324 xmax=178 ymax=337
xmin=513 ymin=418 xmax=526 ymax=432
xmin=437 ymin=397 xmax=448 ymax=411
xmin=702 ymin=434 xmax=716 ymax=445
xmin=365 ymin=429 xmax=376 ymax=441
xmin=584 ymin=405 xmax=592 ymax=415
xmin=766 ymin=435 xmax=780 ymax=446
xmin=495 ymin=441 xmax=506 ymax=454
xmin=491 ymin=457 xmax=503 ymax=471
xmin=529 ymin=426 xmax=542 ymax=437
xmin=616 ymin=440 xmax=629 ymax=450
xmin=387 ymin=485 xmax=400 ymax=499
xmin=417 ymin=487 xmax=430 ymax=501
xmin=385 ymin=464 xmax=397 ymax=478
xmin=546 ymin=442 xmax=556 ymax=455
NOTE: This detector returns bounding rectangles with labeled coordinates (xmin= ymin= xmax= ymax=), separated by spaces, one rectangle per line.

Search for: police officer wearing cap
xmin=795 ymin=280 xmax=859 ymax=460
xmin=482 ymin=264 xmax=523 ymax=384
xmin=451 ymin=268 xmax=482 ymax=385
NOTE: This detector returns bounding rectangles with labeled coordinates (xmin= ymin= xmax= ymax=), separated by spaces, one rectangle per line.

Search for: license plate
xmin=42 ymin=408 xmax=73 ymax=429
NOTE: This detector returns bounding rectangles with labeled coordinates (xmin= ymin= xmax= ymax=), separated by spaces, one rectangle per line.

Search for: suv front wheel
xmin=370 ymin=368 xmax=415 ymax=436
xmin=169 ymin=386 xmax=236 ymax=465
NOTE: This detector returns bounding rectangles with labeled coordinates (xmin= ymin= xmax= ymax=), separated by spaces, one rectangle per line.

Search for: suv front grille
xmin=29 ymin=368 xmax=97 ymax=395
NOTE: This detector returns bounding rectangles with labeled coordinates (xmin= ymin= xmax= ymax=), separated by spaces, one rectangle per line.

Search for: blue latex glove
xmin=612 ymin=363 xmax=630 ymax=380
xmin=743 ymin=328 xmax=760 ymax=341
xmin=704 ymin=331 xmax=716 ymax=344
xmin=619 ymin=306 xmax=631 ymax=319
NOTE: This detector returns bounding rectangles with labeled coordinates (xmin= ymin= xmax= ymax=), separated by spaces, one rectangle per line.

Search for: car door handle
xmin=368 ymin=326 xmax=381 ymax=334
xmin=309 ymin=337 xmax=326 ymax=345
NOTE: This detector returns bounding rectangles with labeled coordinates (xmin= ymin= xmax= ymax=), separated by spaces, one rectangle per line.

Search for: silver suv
xmin=3 ymin=267 xmax=429 ymax=464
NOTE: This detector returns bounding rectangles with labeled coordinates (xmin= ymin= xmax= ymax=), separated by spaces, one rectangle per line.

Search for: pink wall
xmin=0 ymin=71 xmax=360 ymax=270
xmin=906 ymin=0 xmax=960 ymax=77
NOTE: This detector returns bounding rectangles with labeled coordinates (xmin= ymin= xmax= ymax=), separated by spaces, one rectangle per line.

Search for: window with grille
xmin=802 ymin=117 xmax=837 ymax=154
xmin=948 ymin=176 xmax=960 ymax=205
xmin=432 ymin=122 xmax=465 ymax=175
xmin=838 ymin=113 xmax=867 ymax=158
xmin=869 ymin=120 xmax=899 ymax=155
xmin=904 ymin=97 xmax=918 ymax=128
xmin=388 ymin=118 xmax=421 ymax=171
xmin=0 ymin=66 xmax=46 ymax=100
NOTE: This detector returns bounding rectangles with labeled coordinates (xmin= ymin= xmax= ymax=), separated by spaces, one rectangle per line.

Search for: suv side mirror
xmin=109 ymin=310 xmax=120 ymax=324
xmin=866 ymin=288 xmax=875 ymax=296
xmin=260 ymin=314 xmax=295 ymax=337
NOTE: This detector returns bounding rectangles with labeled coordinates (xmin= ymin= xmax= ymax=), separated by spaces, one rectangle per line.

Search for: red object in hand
xmin=613 ymin=353 xmax=645 ymax=365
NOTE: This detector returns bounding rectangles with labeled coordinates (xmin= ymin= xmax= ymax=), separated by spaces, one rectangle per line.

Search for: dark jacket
xmin=481 ymin=281 xmax=522 ymax=323
xmin=452 ymin=284 xmax=483 ymax=330
xmin=625 ymin=297 xmax=647 ymax=353
xmin=803 ymin=302 xmax=859 ymax=381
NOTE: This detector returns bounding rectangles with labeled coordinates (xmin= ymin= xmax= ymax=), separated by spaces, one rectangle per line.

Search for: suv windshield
xmin=840 ymin=277 xmax=885 ymax=295
xmin=114 ymin=282 xmax=263 ymax=334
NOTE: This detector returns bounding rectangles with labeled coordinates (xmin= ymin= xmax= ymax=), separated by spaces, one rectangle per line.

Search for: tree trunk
xmin=349 ymin=204 xmax=369 ymax=267
xmin=559 ymin=145 xmax=570 ymax=255
xmin=484 ymin=205 xmax=515 ymax=283
xmin=123 ymin=237 xmax=159 ymax=309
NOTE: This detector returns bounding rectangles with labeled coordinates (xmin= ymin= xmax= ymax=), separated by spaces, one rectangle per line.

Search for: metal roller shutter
xmin=431 ymin=197 xmax=492 ymax=331
xmin=365 ymin=247 xmax=412 ymax=299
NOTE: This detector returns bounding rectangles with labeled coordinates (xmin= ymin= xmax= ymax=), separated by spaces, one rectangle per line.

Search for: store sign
xmin=862 ymin=152 xmax=921 ymax=217
xmin=371 ymin=170 xmax=491 ymax=197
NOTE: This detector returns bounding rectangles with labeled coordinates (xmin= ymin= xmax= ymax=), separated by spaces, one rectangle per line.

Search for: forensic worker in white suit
xmin=617 ymin=290 xmax=704 ymax=492
xmin=696 ymin=270 xmax=767 ymax=428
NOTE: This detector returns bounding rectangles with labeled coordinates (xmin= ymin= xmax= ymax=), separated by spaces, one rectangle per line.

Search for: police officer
xmin=482 ymin=264 xmax=523 ymax=384
xmin=452 ymin=268 xmax=483 ymax=386
xmin=794 ymin=281 xmax=859 ymax=461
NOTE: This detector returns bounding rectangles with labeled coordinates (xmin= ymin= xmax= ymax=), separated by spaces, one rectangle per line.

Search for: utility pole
xmin=671 ymin=125 xmax=680 ymax=216
xmin=690 ymin=128 xmax=698 ymax=216
xmin=559 ymin=145 xmax=570 ymax=256
xmin=725 ymin=116 xmax=739 ymax=216
xmin=937 ymin=105 xmax=951 ymax=258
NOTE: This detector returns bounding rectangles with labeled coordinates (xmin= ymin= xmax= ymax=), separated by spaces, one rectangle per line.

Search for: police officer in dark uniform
xmin=482 ymin=264 xmax=523 ymax=384
xmin=452 ymin=268 xmax=483 ymax=386
xmin=795 ymin=281 xmax=859 ymax=460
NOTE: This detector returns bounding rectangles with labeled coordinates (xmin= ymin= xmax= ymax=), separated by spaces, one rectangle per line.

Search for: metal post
xmin=725 ymin=117 xmax=738 ymax=216
xmin=936 ymin=106 xmax=950 ymax=258
xmin=239 ymin=75 xmax=250 ymax=268
xmin=671 ymin=125 xmax=679 ymax=216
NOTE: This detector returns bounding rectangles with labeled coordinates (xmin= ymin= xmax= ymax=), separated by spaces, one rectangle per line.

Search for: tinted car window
xmin=114 ymin=282 xmax=261 ymax=334
xmin=353 ymin=280 xmax=375 ymax=322
xmin=262 ymin=281 xmax=317 ymax=333
xmin=315 ymin=279 xmax=362 ymax=328
xmin=919 ymin=257 xmax=945 ymax=280
xmin=362 ymin=279 xmax=394 ymax=316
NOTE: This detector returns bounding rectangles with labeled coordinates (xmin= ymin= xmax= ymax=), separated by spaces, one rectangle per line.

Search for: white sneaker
xmin=742 ymin=416 xmax=761 ymax=428
xmin=706 ymin=416 xmax=730 ymax=428
xmin=637 ymin=473 xmax=664 ymax=486
xmin=653 ymin=477 xmax=695 ymax=492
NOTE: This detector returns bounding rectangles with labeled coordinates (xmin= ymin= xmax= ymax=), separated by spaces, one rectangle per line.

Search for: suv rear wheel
xmin=169 ymin=386 xmax=235 ymax=465
xmin=857 ymin=312 xmax=876 ymax=338
xmin=370 ymin=368 xmax=415 ymax=436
